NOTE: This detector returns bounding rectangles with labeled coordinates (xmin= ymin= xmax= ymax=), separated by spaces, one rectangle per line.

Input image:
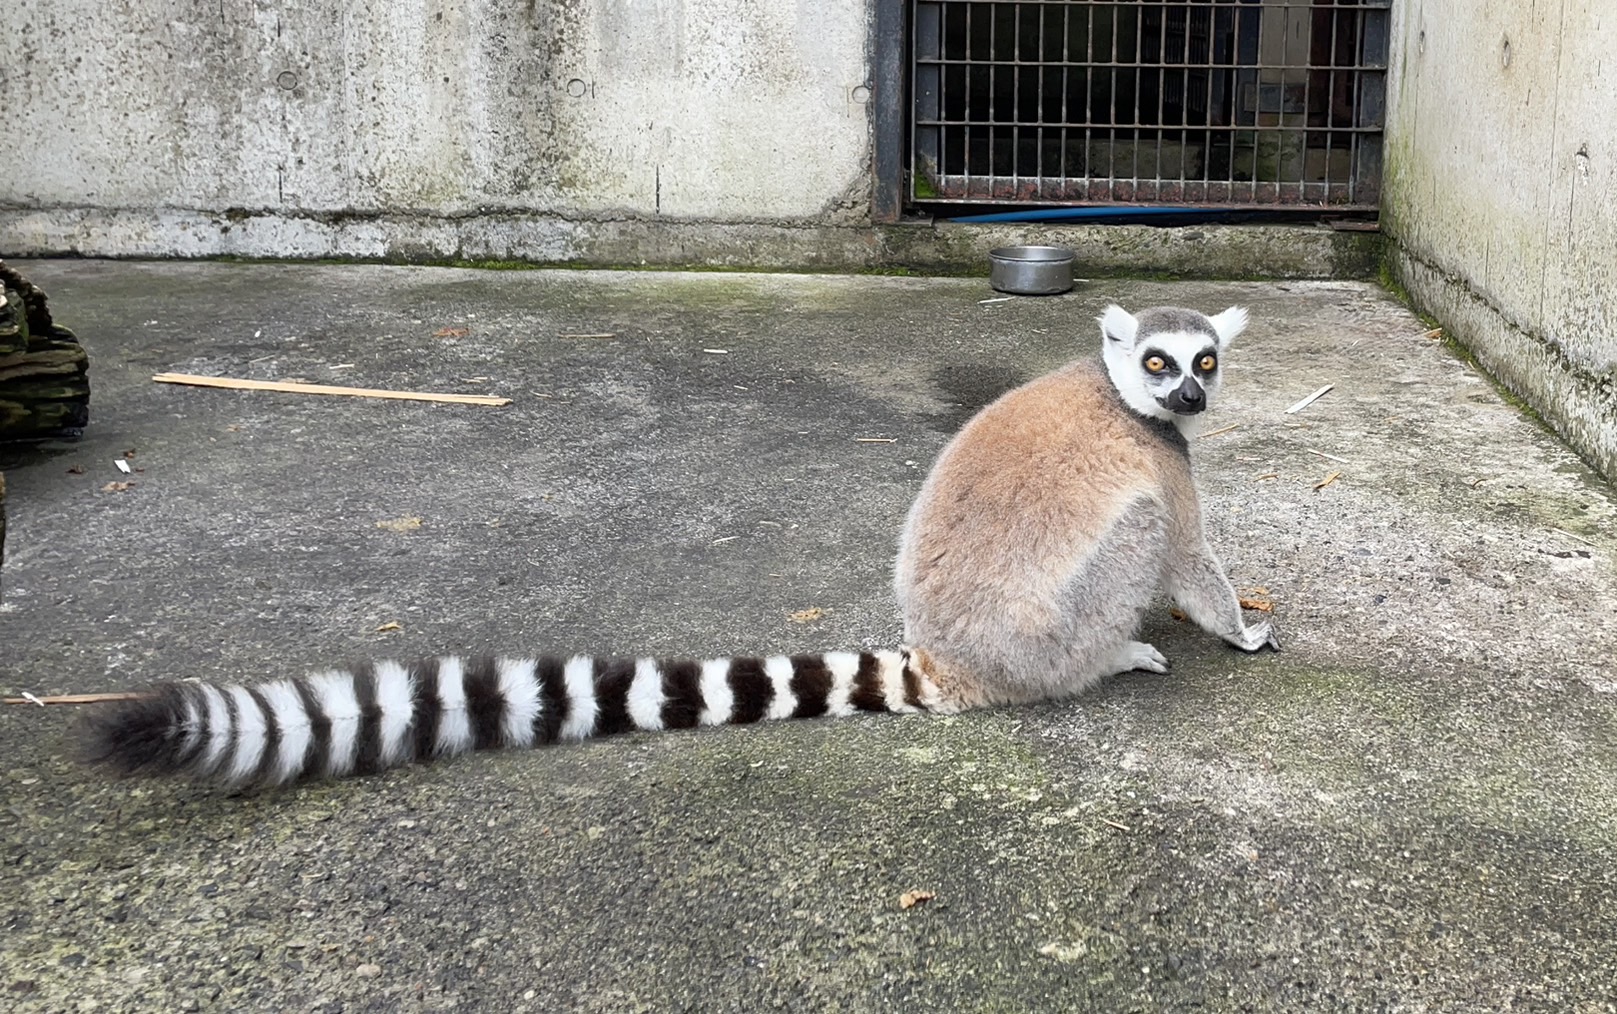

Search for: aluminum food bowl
xmin=988 ymin=245 xmax=1076 ymax=296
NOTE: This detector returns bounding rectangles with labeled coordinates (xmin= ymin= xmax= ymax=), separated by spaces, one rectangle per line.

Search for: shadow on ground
xmin=2 ymin=262 xmax=1614 ymax=1012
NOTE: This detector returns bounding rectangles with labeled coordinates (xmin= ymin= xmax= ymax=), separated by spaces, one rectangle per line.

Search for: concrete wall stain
xmin=3 ymin=0 xmax=869 ymax=223
xmin=1382 ymin=0 xmax=1617 ymax=483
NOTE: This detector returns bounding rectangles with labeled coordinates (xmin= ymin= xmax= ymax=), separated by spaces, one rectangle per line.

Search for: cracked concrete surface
xmin=2 ymin=262 xmax=1614 ymax=1012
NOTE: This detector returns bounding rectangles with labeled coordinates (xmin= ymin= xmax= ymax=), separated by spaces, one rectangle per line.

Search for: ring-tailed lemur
xmin=82 ymin=304 xmax=1278 ymax=788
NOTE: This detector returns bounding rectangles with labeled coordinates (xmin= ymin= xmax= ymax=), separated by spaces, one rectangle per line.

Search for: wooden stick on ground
xmin=1285 ymin=384 xmax=1334 ymax=415
xmin=153 ymin=373 xmax=511 ymax=407
xmin=4 ymin=691 xmax=150 ymax=706
xmin=1306 ymin=448 xmax=1351 ymax=463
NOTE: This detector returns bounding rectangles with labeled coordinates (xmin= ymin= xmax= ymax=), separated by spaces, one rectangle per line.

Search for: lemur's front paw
xmin=1224 ymin=620 xmax=1281 ymax=653
xmin=1113 ymin=640 xmax=1170 ymax=675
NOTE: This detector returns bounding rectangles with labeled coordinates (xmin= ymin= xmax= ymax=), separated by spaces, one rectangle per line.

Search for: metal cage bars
xmin=908 ymin=0 xmax=1389 ymax=209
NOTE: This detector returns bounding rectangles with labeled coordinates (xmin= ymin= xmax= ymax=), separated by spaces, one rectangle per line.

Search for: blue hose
xmin=945 ymin=206 xmax=1216 ymax=224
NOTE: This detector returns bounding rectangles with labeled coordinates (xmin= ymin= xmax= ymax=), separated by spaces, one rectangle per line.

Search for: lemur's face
xmin=1099 ymin=305 xmax=1247 ymax=425
xmin=1134 ymin=331 xmax=1222 ymax=416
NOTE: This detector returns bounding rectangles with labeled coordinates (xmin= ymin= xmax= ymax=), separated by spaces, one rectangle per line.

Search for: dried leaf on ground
xmin=1169 ymin=607 xmax=1187 ymax=622
xmin=432 ymin=327 xmax=470 ymax=338
xmin=788 ymin=607 xmax=826 ymax=623
xmin=377 ymin=516 xmax=423 ymax=532
xmin=1238 ymin=598 xmax=1275 ymax=613
xmin=375 ymin=621 xmax=402 ymax=633
xmin=1313 ymin=470 xmax=1343 ymax=491
xmin=100 ymin=481 xmax=136 ymax=492
xmin=899 ymin=890 xmax=935 ymax=910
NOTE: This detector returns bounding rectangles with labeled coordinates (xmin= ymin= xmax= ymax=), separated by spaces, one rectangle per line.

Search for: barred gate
xmin=906 ymin=0 xmax=1389 ymax=209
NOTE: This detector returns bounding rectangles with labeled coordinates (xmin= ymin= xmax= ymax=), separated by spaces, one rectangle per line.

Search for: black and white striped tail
xmin=81 ymin=651 xmax=940 ymax=788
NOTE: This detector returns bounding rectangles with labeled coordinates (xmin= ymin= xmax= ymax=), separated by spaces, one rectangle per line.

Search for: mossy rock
xmin=0 ymin=260 xmax=91 ymax=441
xmin=0 ymin=290 xmax=23 ymax=357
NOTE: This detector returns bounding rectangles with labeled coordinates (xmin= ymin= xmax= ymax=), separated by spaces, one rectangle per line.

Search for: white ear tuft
xmin=1208 ymin=306 xmax=1248 ymax=349
xmin=1099 ymin=304 xmax=1138 ymax=347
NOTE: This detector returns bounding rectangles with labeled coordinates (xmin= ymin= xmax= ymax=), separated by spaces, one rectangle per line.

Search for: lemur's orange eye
xmin=1199 ymin=355 xmax=1217 ymax=372
xmin=1144 ymin=356 xmax=1166 ymax=374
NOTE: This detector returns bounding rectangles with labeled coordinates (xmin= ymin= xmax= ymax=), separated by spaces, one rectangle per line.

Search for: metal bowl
xmin=988 ymin=245 xmax=1076 ymax=296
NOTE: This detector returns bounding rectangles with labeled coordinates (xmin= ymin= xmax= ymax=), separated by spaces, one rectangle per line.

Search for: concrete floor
xmin=2 ymin=261 xmax=1615 ymax=1013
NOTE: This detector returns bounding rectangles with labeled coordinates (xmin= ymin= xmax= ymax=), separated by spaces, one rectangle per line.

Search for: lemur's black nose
xmin=1166 ymin=379 xmax=1205 ymax=414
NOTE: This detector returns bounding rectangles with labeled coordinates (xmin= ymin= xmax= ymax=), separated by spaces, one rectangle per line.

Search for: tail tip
xmin=75 ymin=685 xmax=193 ymax=777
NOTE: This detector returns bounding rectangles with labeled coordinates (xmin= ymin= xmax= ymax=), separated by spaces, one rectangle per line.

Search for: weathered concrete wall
xmin=2 ymin=0 xmax=873 ymax=251
xmin=1383 ymin=0 xmax=1617 ymax=481
xmin=0 ymin=0 xmax=1380 ymax=279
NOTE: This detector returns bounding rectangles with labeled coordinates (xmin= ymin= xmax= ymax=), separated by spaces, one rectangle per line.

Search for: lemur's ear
xmin=1208 ymin=306 xmax=1248 ymax=350
xmin=1099 ymin=305 xmax=1138 ymax=348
